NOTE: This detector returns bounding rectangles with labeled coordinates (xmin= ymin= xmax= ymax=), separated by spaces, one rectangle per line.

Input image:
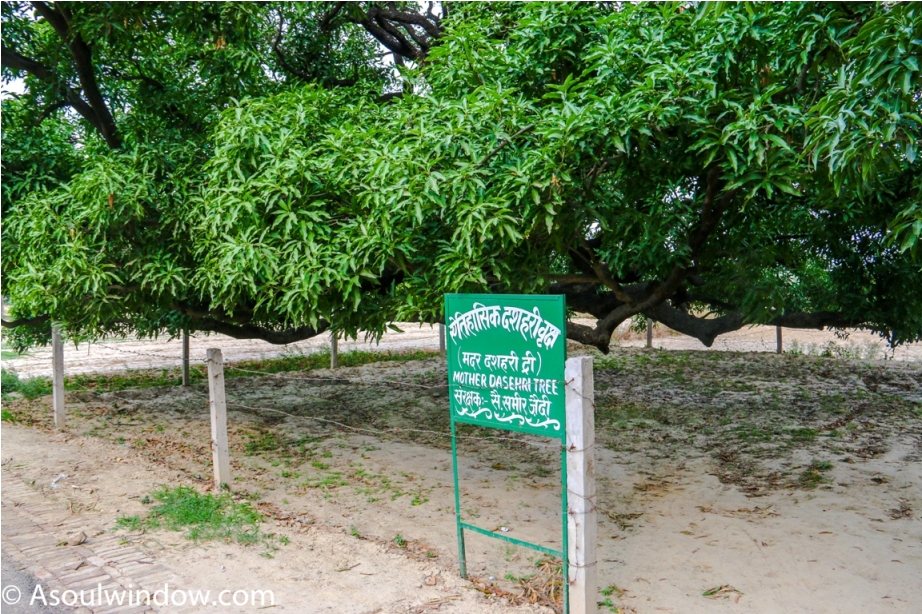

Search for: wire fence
xmin=186 ymin=384 xmax=603 ymax=519
xmin=188 ymin=387 xmax=564 ymax=451
xmin=94 ymin=342 xmax=189 ymax=361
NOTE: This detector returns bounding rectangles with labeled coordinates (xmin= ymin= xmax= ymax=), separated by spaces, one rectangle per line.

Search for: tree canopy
xmin=3 ymin=2 xmax=921 ymax=352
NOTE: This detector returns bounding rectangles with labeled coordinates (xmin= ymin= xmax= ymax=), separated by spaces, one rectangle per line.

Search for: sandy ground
xmin=2 ymin=347 xmax=920 ymax=613
xmin=2 ymin=322 xmax=918 ymax=380
xmin=0 ymin=427 xmax=546 ymax=614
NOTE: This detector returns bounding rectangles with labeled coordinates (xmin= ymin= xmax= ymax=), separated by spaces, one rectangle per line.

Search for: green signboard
xmin=446 ymin=294 xmax=567 ymax=439
xmin=445 ymin=293 xmax=570 ymax=612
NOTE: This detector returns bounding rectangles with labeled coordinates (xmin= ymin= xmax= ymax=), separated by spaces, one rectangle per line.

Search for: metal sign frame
xmin=445 ymin=293 xmax=569 ymax=612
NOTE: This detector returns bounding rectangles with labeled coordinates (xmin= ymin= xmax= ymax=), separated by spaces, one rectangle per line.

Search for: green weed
xmin=246 ymin=432 xmax=281 ymax=454
xmin=115 ymin=486 xmax=262 ymax=544
xmin=1 ymin=369 xmax=51 ymax=399
xmin=601 ymin=584 xmax=624 ymax=598
xmin=789 ymin=428 xmax=818 ymax=442
xmin=798 ymin=461 xmax=833 ymax=489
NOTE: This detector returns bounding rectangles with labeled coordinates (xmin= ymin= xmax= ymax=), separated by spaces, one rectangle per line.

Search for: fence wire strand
xmin=188 ymin=389 xmax=562 ymax=450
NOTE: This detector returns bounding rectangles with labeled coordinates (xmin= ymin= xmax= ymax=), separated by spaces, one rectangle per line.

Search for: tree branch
xmin=1 ymin=44 xmax=99 ymax=128
xmin=1 ymin=315 xmax=50 ymax=329
xmin=558 ymin=170 xmax=738 ymax=352
xmin=36 ymin=100 xmax=68 ymax=124
xmin=319 ymin=2 xmax=348 ymax=31
xmin=346 ymin=2 xmax=443 ymax=61
xmin=644 ymin=301 xmax=867 ymax=347
xmin=557 ymin=277 xmax=873 ymax=352
xmin=193 ymin=319 xmax=330 ymax=344
xmin=1 ymin=44 xmax=51 ymax=78
xmin=375 ymin=3 xmax=442 ymax=39
xmin=547 ymin=274 xmax=602 ymax=284
xmin=477 ymin=125 xmax=535 ymax=168
xmin=30 ymin=1 xmax=121 ymax=148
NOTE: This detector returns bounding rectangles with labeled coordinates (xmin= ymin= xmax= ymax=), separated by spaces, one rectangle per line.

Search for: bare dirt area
xmin=2 ymin=347 xmax=921 ymax=613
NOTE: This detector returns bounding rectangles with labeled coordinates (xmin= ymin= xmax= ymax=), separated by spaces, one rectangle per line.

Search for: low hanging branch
xmin=0 ymin=315 xmax=50 ymax=329
xmin=552 ymin=281 xmax=871 ymax=352
xmin=565 ymin=169 xmax=738 ymax=351
xmin=193 ymin=318 xmax=331 ymax=345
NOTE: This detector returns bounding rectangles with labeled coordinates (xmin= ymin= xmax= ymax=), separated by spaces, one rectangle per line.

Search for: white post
xmin=206 ymin=349 xmax=232 ymax=490
xmin=565 ymin=356 xmax=597 ymax=614
xmin=330 ymin=333 xmax=339 ymax=369
xmin=52 ymin=326 xmax=65 ymax=429
xmin=438 ymin=323 xmax=446 ymax=360
xmin=181 ymin=330 xmax=190 ymax=386
xmin=776 ymin=326 xmax=783 ymax=354
xmin=646 ymin=319 xmax=653 ymax=348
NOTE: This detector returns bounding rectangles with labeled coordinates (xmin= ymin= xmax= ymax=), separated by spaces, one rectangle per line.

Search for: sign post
xmin=447 ymin=294 xmax=586 ymax=613
xmin=565 ymin=356 xmax=597 ymax=613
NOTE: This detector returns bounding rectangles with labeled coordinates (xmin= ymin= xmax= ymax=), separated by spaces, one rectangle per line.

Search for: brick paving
xmin=2 ymin=475 xmax=181 ymax=613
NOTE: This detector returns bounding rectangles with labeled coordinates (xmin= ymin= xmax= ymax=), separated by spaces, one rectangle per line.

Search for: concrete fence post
xmin=52 ymin=326 xmax=65 ymax=429
xmin=182 ymin=330 xmax=190 ymax=386
xmin=206 ymin=348 xmax=232 ymax=490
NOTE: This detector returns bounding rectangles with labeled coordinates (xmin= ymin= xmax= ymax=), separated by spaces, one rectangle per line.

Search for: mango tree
xmin=3 ymin=2 xmax=920 ymax=352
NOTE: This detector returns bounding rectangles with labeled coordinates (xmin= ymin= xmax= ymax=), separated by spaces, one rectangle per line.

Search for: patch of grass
xmin=789 ymin=428 xmax=818 ymax=442
xmin=1 ymin=408 xmax=18 ymax=423
xmin=114 ymin=515 xmax=144 ymax=531
xmin=67 ymin=369 xmax=199 ymax=392
xmin=733 ymin=425 xmax=774 ymax=442
xmin=231 ymin=348 xmax=438 ymax=376
xmin=302 ymin=472 xmax=346 ymax=490
xmin=798 ymin=460 xmax=833 ymax=489
xmin=1 ymin=369 xmax=52 ymax=399
xmin=601 ymin=584 xmax=625 ymax=598
xmin=531 ymin=465 xmax=552 ymax=478
xmin=393 ymin=534 xmax=406 ymax=548
xmin=115 ymin=486 xmax=262 ymax=544
xmin=245 ymin=431 xmax=282 ymax=455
